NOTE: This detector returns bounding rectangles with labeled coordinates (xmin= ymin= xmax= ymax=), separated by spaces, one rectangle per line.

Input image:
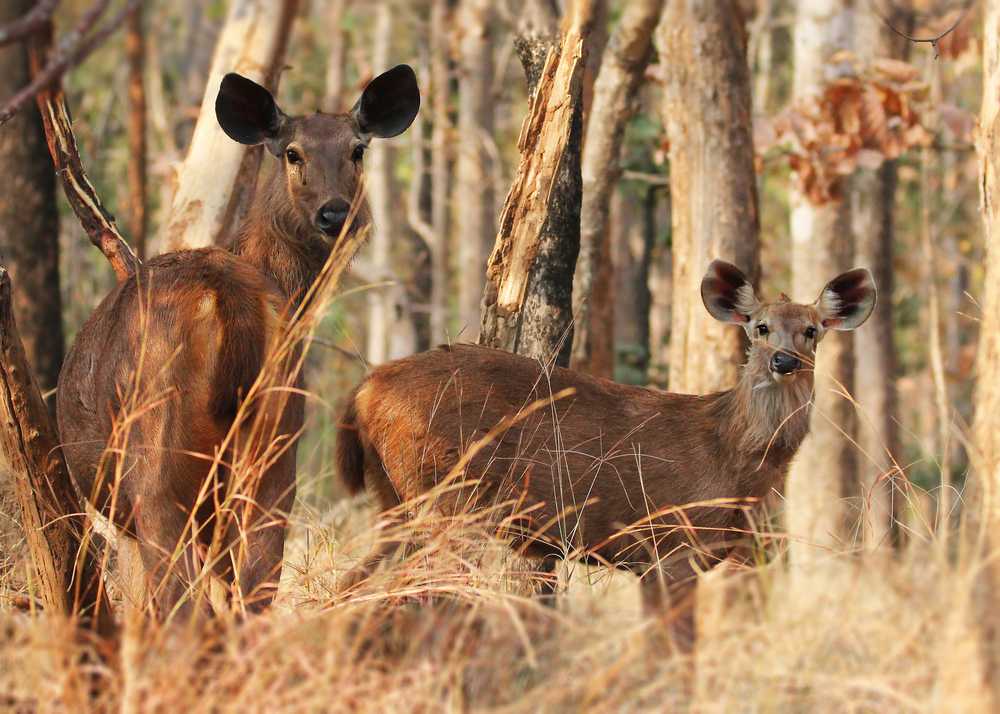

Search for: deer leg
xmin=134 ymin=499 xmax=207 ymax=622
xmin=533 ymin=555 xmax=560 ymax=606
xmin=640 ymin=561 xmax=697 ymax=651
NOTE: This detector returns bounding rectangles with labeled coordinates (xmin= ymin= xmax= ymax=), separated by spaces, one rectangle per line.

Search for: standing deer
xmin=58 ymin=66 xmax=420 ymax=619
xmin=336 ymin=261 xmax=875 ymax=620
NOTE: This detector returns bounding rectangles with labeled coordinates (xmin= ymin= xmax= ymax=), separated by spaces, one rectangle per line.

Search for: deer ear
xmin=701 ymin=260 xmax=759 ymax=325
xmin=815 ymin=268 xmax=876 ymax=330
xmin=216 ymin=73 xmax=288 ymax=154
xmin=352 ymin=64 xmax=420 ymax=139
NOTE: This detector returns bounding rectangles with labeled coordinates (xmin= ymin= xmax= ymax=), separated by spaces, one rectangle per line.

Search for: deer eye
xmin=804 ymin=326 xmax=817 ymax=339
xmin=755 ymin=324 xmax=769 ymax=337
xmin=351 ymin=144 xmax=366 ymax=163
xmin=285 ymin=148 xmax=303 ymax=165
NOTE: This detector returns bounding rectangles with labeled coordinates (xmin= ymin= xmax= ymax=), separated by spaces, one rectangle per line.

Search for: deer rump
xmin=58 ymin=248 xmax=302 ymax=610
xmin=338 ymin=343 xmax=786 ymax=576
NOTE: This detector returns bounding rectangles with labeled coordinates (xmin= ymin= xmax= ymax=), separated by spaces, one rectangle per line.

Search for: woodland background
xmin=1 ymin=0 xmax=1000 ymax=711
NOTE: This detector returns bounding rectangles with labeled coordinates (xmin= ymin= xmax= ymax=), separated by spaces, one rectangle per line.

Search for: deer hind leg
xmin=134 ymin=495 xmax=209 ymax=622
xmin=640 ymin=561 xmax=698 ymax=651
xmin=340 ymin=453 xmax=409 ymax=592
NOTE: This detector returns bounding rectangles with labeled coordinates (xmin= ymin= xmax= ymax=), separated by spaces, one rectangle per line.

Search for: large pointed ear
xmin=701 ymin=260 xmax=760 ymax=325
xmin=814 ymin=268 xmax=877 ymax=330
xmin=215 ymin=73 xmax=288 ymax=154
xmin=351 ymin=64 xmax=420 ymax=139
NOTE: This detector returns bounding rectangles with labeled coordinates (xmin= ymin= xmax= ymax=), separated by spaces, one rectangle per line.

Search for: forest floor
xmin=0 ymin=492 xmax=992 ymax=713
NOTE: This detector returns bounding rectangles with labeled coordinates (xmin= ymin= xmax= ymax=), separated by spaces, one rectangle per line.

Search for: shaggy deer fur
xmin=336 ymin=261 xmax=876 ymax=613
xmin=58 ymin=66 xmax=419 ymax=619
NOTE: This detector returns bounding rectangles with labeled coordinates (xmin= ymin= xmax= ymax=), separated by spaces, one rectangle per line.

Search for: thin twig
xmin=0 ymin=0 xmax=140 ymax=126
xmin=869 ymin=0 xmax=974 ymax=59
xmin=0 ymin=0 xmax=58 ymax=48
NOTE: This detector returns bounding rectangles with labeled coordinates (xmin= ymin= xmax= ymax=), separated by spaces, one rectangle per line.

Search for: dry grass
xmin=0 ymin=487 xmax=994 ymax=713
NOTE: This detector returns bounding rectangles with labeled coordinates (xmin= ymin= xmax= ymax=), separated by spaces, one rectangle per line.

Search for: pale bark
xmin=429 ymin=0 xmax=451 ymax=342
xmin=785 ymin=0 xmax=856 ymax=565
xmin=850 ymin=7 xmax=897 ymax=549
xmin=974 ymin=0 xmax=1000 ymax=694
xmin=161 ymin=0 xmax=297 ymax=251
xmin=572 ymin=0 xmax=662 ymax=376
xmin=479 ymin=0 xmax=596 ymax=366
xmin=365 ymin=1 xmax=396 ymax=364
xmin=456 ymin=0 xmax=496 ymax=337
xmin=656 ymin=0 xmax=760 ymax=395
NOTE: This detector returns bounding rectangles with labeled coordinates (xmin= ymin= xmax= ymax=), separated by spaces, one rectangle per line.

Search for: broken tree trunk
xmin=0 ymin=267 xmax=112 ymax=634
xmin=478 ymin=0 xmax=596 ymax=366
xmin=160 ymin=0 xmax=298 ymax=251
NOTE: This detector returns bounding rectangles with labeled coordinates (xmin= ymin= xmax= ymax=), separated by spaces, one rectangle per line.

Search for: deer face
xmin=215 ymin=65 xmax=420 ymax=243
xmin=701 ymin=261 xmax=876 ymax=384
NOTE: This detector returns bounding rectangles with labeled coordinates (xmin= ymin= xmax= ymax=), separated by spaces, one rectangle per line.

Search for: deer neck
xmin=713 ymin=366 xmax=814 ymax=461
xmin=226 ymin=170 xmax=329 ymax=306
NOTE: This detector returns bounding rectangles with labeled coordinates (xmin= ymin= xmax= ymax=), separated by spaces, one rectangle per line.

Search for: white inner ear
xmin=817 ymin=287 xmax=842 ymax=320
xmin=735 ymin=284 xmax=759 ymax=316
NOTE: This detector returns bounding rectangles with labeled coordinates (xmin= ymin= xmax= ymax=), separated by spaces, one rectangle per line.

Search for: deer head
xmin=215 ymin=65 xmax=420 ymax=243
xmin=701 ymin=260 xmax=876 ymax=386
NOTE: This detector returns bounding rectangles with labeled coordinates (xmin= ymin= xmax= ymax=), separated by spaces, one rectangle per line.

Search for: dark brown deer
xmin=336 ymin=261 xmax=875 ymax=620
xmin=57 ymin=66 xmax=420 ymax=620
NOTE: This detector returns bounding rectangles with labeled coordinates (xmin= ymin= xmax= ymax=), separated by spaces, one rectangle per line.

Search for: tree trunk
xmin=851 ymin=7 xmax=898 ymax=549
xmin=125 ymin=2 xmax=148 ymax=260
xmin=479 ymin=0 xmax=596 ymax=366
xmin=0 ymin=0 xmax=62 ymax=394
xmin=785 ymin=0 xmax=856 ymax=566
xmin=365 ymin=1 xmax=396 ymax=364
xmin=0 ymin=267 xmax=111 ymax=634
xmin=455 ymin=0 xmax=496 ymax=338
xmin=324 ymin=0 xmax=348 ymax=112
xmin=572 ymin=0 xmax=662 ymax=376
xmin=975 ymin=0 xmax=1000 ymax=687
xmin=160 ymin=0 xmax=298 ymax=251
xmin=429 ymin=0 xmax=452 ymax=343
xmin=656 ymin=0 xmax=760 ymax=395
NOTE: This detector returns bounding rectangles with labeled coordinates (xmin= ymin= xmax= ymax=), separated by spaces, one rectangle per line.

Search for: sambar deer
xmin=58 ymin=66 xmax=420 ymax=620
xmin=336 ymin=261 xmax=875 ymax=618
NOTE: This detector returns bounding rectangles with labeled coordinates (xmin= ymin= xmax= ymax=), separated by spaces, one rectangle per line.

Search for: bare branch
xmin=869 ymin=0 xmax=974 ymax=59
xmin=0 ymin=0 xmax=139 ymax=127
xmin=0 ymin=0 xmax=58 ymax=48
xmin=28 ymin=23 xmax=139 ymax=282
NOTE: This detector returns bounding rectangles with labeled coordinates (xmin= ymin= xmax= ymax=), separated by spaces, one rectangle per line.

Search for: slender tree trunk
xmin=126 ymin=2 xmax=148 ymax=260
xmin=785 ymin=0 xmax=856 ymax=565
xmin=479 ymin=0 xmax=597 ymax=366
xmin=365 ymin=1 xmax=395 ymax=364
xmin=324 ymin=0 xmax=348 ymax=112
xmin=161 ymin=0 xmax=298 ymax=251
xmin=851 ymin=7 xmax=898 ymax=549
xmin=0 ymin=0 xmax=63 ymax=395
xmin=975 ymin=0 xmax=1000 ymax=692
xmin=429 ymin=0 xmax=452 ymax=343
xmin=656 ymin=0 xmax=760 ymax=395
xmin=572 ymin=0 xmax=663 ymax=376
xmin=455 ymin=0 xmax=496 ymax=338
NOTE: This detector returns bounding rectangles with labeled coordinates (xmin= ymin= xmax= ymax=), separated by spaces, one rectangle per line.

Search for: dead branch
xmin=28 ymin=24 xmax=139 ymax=282
xmin=0 ymin=0 xmax=58 ymax=48
xmin=0 ymin=267 xmax=112 ymax=634
xmin=870 ymin=0 xmax=974 ymax=59
xmin=0 ymin=0 xmax=140 ymax=127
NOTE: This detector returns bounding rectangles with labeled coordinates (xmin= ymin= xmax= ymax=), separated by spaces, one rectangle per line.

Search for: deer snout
xmin=770 ymin=351 xmax=801 ymax=375
xmin=315 ymin=199 xmax=351 ymax=237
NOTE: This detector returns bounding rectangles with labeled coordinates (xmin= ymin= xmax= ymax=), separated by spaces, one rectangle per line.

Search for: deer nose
xmin=770 ymin=352 xmax=801 ymax=375
xmin=315 ymin=199 xmax=351 ymax=237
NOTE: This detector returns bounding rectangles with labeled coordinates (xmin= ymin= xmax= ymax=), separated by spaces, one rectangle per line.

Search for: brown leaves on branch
xmin=758 ymin=53 xmax=932 ymax=205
